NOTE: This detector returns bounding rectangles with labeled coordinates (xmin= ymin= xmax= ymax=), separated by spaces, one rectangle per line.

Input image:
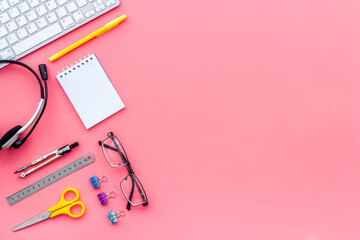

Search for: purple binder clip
xmin=97 ymin=191 xmax=116 ymax=205
xmin=107 ymin=210 xmax=125 ymax=224
xmin=90 ymin=175 xmax=107 ymax=189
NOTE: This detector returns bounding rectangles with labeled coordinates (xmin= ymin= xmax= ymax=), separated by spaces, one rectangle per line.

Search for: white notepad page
xmin=56 ymin=54 xmax=125 ymax=129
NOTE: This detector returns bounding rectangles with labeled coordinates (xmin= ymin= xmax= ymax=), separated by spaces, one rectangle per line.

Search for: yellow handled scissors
xmin=13 ymin=188 xmax=85 ymax=231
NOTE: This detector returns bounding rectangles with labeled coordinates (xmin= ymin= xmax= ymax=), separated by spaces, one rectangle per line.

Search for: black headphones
xmin=0 ymin=60 xmax=48 ymax=150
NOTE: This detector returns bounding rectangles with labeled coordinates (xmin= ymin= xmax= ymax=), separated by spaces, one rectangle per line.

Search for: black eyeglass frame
xmin=99 ymin=132 xmax=148 ymax=210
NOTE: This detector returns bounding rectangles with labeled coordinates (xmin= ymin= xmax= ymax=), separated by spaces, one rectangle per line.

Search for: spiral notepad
xmin=56 ymin=54 xmax=125 ymax=129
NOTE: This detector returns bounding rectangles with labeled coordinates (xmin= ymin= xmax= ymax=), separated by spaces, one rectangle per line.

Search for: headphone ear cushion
xmin=0 ymin=125 xmax=22 ymax=149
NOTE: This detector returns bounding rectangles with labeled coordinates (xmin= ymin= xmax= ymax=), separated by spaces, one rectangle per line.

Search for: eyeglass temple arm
xmin=98 ymin=141 xmax=118 ymax=151
xmin=99 ymin=141 xmax=130 ymax=166
xmin=126 ymin=176 xmax=135 ymax=210
xmin=134 ymin=174 xmax=149 ymax=204
xmin=99 ymin=139 xmax=129 ymax=159
xmin=135 ymin=180 xmax=148 ymax=206
xmin=136 ymin=184 xmax=148 ymax=207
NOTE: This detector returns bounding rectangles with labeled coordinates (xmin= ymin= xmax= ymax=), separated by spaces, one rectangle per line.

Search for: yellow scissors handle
xmin=47 ymin=187 xmax=85 ymax=218
xmin=50 ymin=201 xmax=85 ymax=218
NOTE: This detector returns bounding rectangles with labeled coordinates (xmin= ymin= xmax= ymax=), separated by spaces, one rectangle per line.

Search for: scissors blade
xmin=13 ymin=211 xmax=51 ymax=231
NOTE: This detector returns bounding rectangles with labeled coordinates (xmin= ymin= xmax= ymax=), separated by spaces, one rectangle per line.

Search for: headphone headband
xmin=0 ymin=60 xmax=48 ymax=150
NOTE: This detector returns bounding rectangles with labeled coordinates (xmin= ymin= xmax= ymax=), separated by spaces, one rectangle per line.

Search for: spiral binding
xmin=57 ymin=53 xmax=94 ymax=78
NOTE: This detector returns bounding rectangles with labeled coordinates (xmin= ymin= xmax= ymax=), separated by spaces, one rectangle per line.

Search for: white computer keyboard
xmin=0 ymin=0 xmax=119 ymax=67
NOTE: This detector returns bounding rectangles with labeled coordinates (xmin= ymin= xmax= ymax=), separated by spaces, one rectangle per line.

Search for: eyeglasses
xmin=99 ymin=132 xmax=148 ymax=210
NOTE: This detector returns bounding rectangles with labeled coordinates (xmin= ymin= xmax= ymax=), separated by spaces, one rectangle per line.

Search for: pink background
xmin=1 ymin=0 xmax=360 ymax=239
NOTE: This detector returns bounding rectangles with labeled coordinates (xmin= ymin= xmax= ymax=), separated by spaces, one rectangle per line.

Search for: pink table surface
xmin=1 ymin=0 xmax=360 ymax=239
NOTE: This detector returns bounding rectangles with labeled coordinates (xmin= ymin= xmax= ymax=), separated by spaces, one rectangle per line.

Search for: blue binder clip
xmin=90 ymin=175 xmax=107 ymax=189
xmin=107 ymin=210 xmax=125 ymax=224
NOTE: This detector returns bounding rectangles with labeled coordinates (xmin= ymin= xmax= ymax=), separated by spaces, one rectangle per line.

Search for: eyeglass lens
xmin=102 ymin=136 xmax=128 ymax=167
xmin=121 ymin=174 xmax=147 ymax=207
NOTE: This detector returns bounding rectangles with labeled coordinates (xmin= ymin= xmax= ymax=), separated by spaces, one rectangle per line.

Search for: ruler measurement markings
xmin=6 ymin=153 xmax=94 ymax=206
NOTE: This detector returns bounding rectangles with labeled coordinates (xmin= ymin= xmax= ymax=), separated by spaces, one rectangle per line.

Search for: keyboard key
xmin=75 ymin=0 xmax=86 ymax=7
xmin=46 ymin=0 xmax=57 ymax=11
xmin=13 ymin=23 xmax=62 ymax=55
xmin=56 ymin=7 xmax=67 ymax=18
xmin=85 ymin=10 xmax=95 ymax=18
xmin=0 ymin=0 xmax=10 ymax=11
xmin=57 ymin=0 xmax=67 ymax=5
xmin=26 ymin=10 xmax=38 ymax=22
xmin=0 ymin=12 xmax=10 ymax=24
xmin=92 ymin=0 xmax=101 ymax=7
xmin=60 ymin=16 xmax=74 ymax=29
xmin=0 ymin=39 xmax=8 ymax=49
xmin=105 ymin=0 xmax=115 ymax=7
xmin=0 ymin=26 xmax=8 ymax=37
xmin=18 ymin=2 xmax=30 ymax=13
xmin=36 ymin=17 xmax=48 ymax=28
xmin=36 ymin=5 xmax=47 ymax=16
xmin=95 ymin=4 xmax=104 ymax=12
xmin=27 ymin=22 xmax=38 ymax=34
xmin=46 ymin=12 xmax=58 ymax=23
xmin=29 ymin=0 xmax=40 ymax=7
xmin=17 ymin=28 xmax=28 ymax=39
xmin=66 ymin=2 xmax=77 ymax=13
xmin=8 ymin=7 xmax=20 ymax=18
xmin=0 ymin=48 xmax=14 ymax=59
xmin=7 ymin=33 xmax=18 ymax=44
xmin=16 ymin=15 xmax=27 ymax=27
xmin=6 ymin=21 xmax=17 ymax=32
xmin=73 ymin=11 xmax=84 ymax=23
xmin=9 ymin=0 xmax=19 ymax=6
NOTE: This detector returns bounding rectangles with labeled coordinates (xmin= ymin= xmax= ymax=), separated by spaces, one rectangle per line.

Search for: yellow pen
xmin=49 ymin=15 xmax=127 ymax=62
